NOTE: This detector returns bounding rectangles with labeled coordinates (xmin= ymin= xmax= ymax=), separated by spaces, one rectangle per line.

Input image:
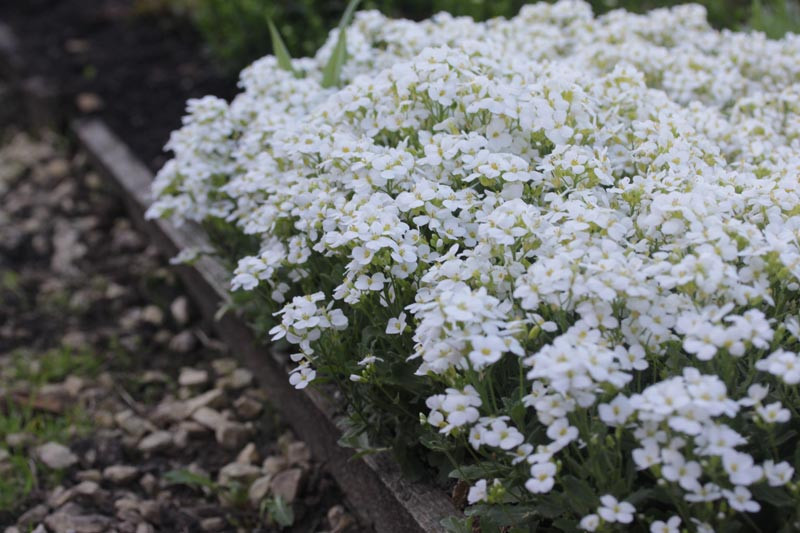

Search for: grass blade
xmin=267 ymin=18 xmax=294 ymax=73
xmin=321 ymin=0 xmax=362 ymax=88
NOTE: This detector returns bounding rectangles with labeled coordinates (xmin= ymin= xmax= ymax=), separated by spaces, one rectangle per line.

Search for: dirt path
xmin=0 ymin=120 xmax=362 ymax=532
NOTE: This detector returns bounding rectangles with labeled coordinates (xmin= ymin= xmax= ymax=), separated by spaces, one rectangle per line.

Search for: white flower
xmin=722 ymin=486 xmax=761 ymax=513
xmin=467 ymin=479 xmax=487 ymax=504
xmin=650 ymin=516 xmax=681 ymax=533
xmin=288 ymin=364 xmax=316 ymax=389
xmin=598 ymin=394 xmax=633 ymax=426
xmin=386 ymin=312 xmax=407 ymax=334
xmin=756 ymin=401 xmax=791 ymax=424
xmin=578 ymin=514 xmax=600 ymax=532
xmin=764 ymin=460 xmax=794 ymax=486
xmin=525 ymin=461 xmax=556 ymax=493
xmin=597 ymin=495 xmax=635 ymax=524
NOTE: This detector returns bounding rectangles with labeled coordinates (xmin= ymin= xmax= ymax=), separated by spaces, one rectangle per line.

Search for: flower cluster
xmin=149 ymin=1 xmax=800 ymax=530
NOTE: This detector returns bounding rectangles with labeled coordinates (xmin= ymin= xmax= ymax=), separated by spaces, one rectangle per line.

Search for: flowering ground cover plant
xmin=147 ymin=1 xmax=800 ymax=530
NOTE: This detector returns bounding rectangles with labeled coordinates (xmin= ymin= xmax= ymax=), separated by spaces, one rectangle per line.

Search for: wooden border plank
xmin=73 ymin=118 xmax=458 ymax=533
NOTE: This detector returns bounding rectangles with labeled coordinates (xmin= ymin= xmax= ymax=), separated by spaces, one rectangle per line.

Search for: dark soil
xmin=0 ymin=0 xmax=235 ymax=171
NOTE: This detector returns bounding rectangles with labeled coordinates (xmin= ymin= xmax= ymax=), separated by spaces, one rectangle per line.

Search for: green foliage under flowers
xmin=138 ymin=0 xmax=800 ymax=72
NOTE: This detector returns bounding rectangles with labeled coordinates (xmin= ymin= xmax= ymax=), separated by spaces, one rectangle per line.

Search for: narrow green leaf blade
xmin=267 ymin=18 xmax=294 ymax=73
xmin=339 ymin=0 xmax=362 ymax=29
xmin=321 ymin=0 xmax=362 ymax=88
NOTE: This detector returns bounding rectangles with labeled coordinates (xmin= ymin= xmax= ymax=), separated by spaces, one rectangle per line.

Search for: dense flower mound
xmin=148 ymin=1 xmax=800 ymax=531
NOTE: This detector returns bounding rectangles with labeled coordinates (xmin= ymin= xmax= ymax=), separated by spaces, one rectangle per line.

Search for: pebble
xmin=170 ymin=296 xmax=190 ymax=325
xmin=137 ymin=431 xmax=173 ymax=453
xmin=217 ymin=463 xmax=262 ymax=486
xmin=169 ymin=330 xmax=196 ymax=353
xmin=115 ymin=410 xmax=155 ymax=439
xmin=136 ymin=524 xmax=155 ymax=533
xmin=185 ymin=388 xmax=226 ymax=414
xmin=141 ymin=305 xmax=164 ymax=325
xmin=6 ymin=432 xmax=31 ymax=448
xmin=103 ymin=465 xmax=139 ymax=484
xmin=217 ymin=368 xmax=252 ymax=391
xmin=192 ymin=406 xmax=224 ymax=429
xmin=16 ymin=503 xmax=48 ymax=529
xmin=200 ymin=517 xmax=226 ymax=532
xmin=235 ymin=442 xmax=259 ymax=465
xmin=233 ymin=396 xmax=262 ymax=420
xmin=215 ymin=421 xmax=250 ymax=451
xmin=269 ymin=468 xmax=304 ymax=503
xmin=287 ymin=441 xmax=311 ymax=466
xmin=44 ymin=503 xmax=111 ymax=533
xmin=262 ymin=455 xmax=288 ymax=475
xmin=76 ymin=469 xmax=102 ymax=482
xmin=247 ymin=475 xmax=272 ymax=507
xmin=178 ymin=367 xmax=208 ymax=387
xmin=37 ymin=442 xmax=78 ymax=469
xmin=211 ymin=358 xmax=237 ymax=376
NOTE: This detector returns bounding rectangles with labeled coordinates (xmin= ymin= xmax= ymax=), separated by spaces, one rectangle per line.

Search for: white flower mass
xmin=149 ymin=1 xmax=800 ymax=529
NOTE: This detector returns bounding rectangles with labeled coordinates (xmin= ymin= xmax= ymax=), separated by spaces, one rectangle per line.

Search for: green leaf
xmin=559 ymin=476 xmax=597 ymax=515
xmin=264 ymin=495 xmax=295 ymax=528
xmin=163 ymin=469 xmax=216 ymax=491
xmin=321 ymin=0 xmax=362 ymax=88
xmin=440 ymin=515 xmax=473 ymax=533
xmin=267 ymin=18 xmax=294 ymax=73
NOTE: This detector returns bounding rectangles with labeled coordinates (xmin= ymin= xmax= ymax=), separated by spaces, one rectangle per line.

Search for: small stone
xmin=327 ymin=505 xmax=356 ymax=533
xmin=228 ymin=368 xmax=253 ymax=390
xmin=269 ymin=468 xmax=304 ymax=503
xmin=75 ymin=92 xmax=104 ymax=114
xmin=74 ymin=481 xmax=101 ymax=500
xmin=192 ymin=407 xmax=224 ymax=429
xmin=218 ymin=463 xmax=262 ymax=486
xmin=139 ymin=473 xmax=158 ymax=496
xmin=103 ymin=465 xmax=139 ymax=484
xmin=5 ymin=527 xmax=22 ymax=533
xmin=262 ymin=455 xmax=288 ymax=475
xmin=247 ymin=475 xmax=272 ymax=507
xmin=236 ymin=443 xmax=259 ymax=465
xmin=140 ymin=370 xmax=169 ymax=385
xmin=141 ymin=305 xmax=164 ymax=325
xmin=105 ymin=282 xmax=127 ymax=299
xmin=137 ymin=431 xmax=173 ymax=453
xmin=170 ymin=296 xmax=190 ymax=325
xmin=150 ymin=400 xmax=189 ymax=426
xmin=7 ymin=432 xmax=31 ymax=448
xmin=37 ymin=442 xmax=78 ymax=469
xmin=185 ymin=389 xmax=226 ymax=414
xmin=76 ymin=469 xmax=102 ymax=482
xmin=200 ymin=517 xmax=226 ymax=532
xmin=116 ymin=410 xmax=155 ymax=439
xmin=169 ymin=330 xmax=196 ymax=353
xmin=45 ymin=157 xmax=71 ymax=178
xmin=0 ymin=449 xmax=9 ymax=462
xmin=178 ymin=368 xmax=208 ymax=387
xmin=44 ymin=504 xmax=111 ymax=533
xmin=286 ymin=441 xmax=311 ymax=466
xmin=136 ymin=524 xmax=155 ymax=533
xmin=115 ymin=496 xmax=143 ymax=522
xmin=139 ymin=500 xmax=160 ymax=523
xmin=215 ymin=421 xmax=250 ymax=451
xmin=211 ymin=358 xmax=237 ymax=376
xmin=17 ymin=503 xmax=48 ymax=528
xmin=177 ymin=421 xmax=209 ymax=436
xmin=63 ymin=375 xmax=85 ymax=396
xmin=233 ymin=396 xmax=262 ymax=420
